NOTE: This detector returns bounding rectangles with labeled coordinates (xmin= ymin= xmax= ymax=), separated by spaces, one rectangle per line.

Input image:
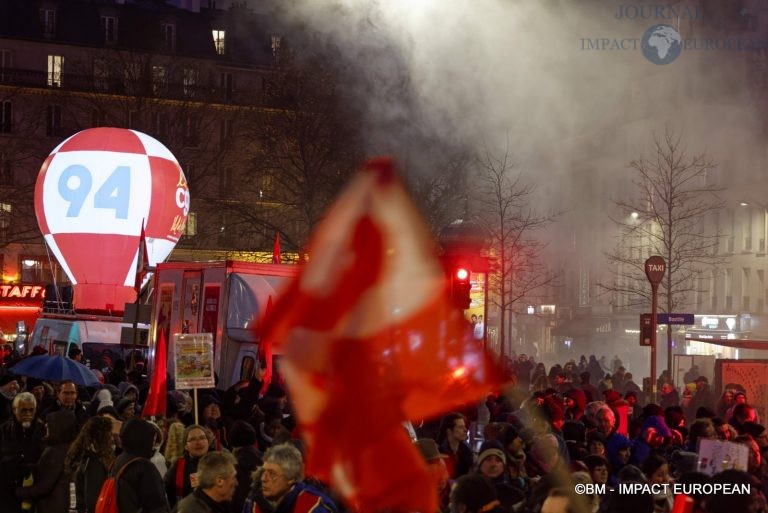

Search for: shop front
xmin=0 ymin=283 xmax=44 ymax=350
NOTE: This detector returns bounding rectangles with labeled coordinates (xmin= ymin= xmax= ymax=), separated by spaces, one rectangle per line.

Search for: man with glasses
xmin=165 ymin=425 xmax=211 ymax=507
xmin=243 ymin=443 xmax=337 ymax=513
xmin=0 ymin=392 xmax=44 ymax=513
xmin=172 ymin=451 xmax=237 ymax=513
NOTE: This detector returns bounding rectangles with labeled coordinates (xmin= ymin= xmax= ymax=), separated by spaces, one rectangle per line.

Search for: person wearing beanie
xmin=230 ymin=420 xmax=262 ymax=513
xmin=475 ymin=440 xmax=524 ymax=510
xmin=0 ymin=373 xmax=19 ymax=423
xmin=115 ymin=417 xmax=170 ymax=513
xmin=449 ymin=474 xmax=505 ymax=513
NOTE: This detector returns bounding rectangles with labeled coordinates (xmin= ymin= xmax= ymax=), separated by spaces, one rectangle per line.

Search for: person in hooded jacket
xmin=15 ymin=409 xmax=78 ymax=513
xmin=229 ymin=420 xmax=262 ymax=513
xmin=115 ymin=417 xmax=170 ymax=513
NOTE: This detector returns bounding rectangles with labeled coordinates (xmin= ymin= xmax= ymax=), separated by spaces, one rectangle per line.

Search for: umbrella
xmin=10 ymin=354 xmax=101 ymax=387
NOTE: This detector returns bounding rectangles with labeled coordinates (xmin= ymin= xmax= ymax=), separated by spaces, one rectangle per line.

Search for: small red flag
xmin=257 ymin=295 xmax=274 ymax=395
xmin=263 ymin=157 xmax=503 ymax=513
xmin=134 ymin=219 xmax=150 ymax=294
xmin=272 ymin=232 xmax=282 ymax=264
xmin=142 ymin=329 xmax=167 ymax=418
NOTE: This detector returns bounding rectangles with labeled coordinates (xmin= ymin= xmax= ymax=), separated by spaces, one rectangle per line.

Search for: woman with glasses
xmin=243 ymin=443 xmax=337 ymax=513
xmin=163 ymin=424 xmax=211 ymax=508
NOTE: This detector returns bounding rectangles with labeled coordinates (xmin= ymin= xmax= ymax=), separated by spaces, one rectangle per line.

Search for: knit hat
xmin=230 ymin=420 xmax=257 ymax=447
xmin=0 ymin=373 xmax=18 ymax=387
xmin=478 ymin=439 xmax=507 ymax=465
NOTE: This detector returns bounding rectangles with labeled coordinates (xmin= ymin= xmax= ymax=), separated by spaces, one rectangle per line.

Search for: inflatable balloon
xmin=34 ymin=128 xmax=190 ymax=311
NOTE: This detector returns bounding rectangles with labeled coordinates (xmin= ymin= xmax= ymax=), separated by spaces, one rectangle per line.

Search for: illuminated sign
xmin=0 ymin=285 xmax=45 ymax=300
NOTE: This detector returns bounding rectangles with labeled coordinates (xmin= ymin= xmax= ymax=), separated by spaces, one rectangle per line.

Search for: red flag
xmin=134 ymin=219 xmax=150 ymax=294
xmin=263 ymin=157 xmax=503 ymax=513
xmin=272 ymin=232 xmax=282 ymax=264
xmin=257 ymin=295 xmax=274 ymax=395
xmin=142 ymin=329 xmax=167 ymax=418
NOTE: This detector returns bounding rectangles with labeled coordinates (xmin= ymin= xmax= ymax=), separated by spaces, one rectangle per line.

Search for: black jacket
xmin=0 ymin=416 xmax=45 ymax=513
xmin=233 ymin=446 xmax=262 ymax=513
xmin=70 ymin=450 xmax=108 ymax=513
xmin=15 ymin=410 xmax=77 ymax=513
xmin=116 ymin=418 xmax=170 ymax=513
xmin=41 ymin=400 xmax=90 ymax=428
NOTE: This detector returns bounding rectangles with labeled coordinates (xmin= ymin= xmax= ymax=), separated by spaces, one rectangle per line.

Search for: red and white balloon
xmin=34 ymin=127 xmax=190 ymax=310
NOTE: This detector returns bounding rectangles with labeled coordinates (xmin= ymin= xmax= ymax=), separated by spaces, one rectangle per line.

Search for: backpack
xmin=93 ymin=457 xmax=142 ymax=513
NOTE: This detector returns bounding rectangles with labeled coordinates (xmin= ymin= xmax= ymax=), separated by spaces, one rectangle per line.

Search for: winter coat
xmin=69 ymin=450 xmax=108 ymax=513
xmin=116 ymin=418 xmax=170 ymax=513
xmin=0 ymin=417 xmax=45 ymax=513
xmin=15 ymin=410 xmax=78 ymax=513
xmin=233 ymin=446 xmax=262 ymax=513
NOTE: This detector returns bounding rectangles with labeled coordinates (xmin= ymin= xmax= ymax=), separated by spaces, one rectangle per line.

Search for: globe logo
xmin=641 ymin=24 xmax=682 ymax=65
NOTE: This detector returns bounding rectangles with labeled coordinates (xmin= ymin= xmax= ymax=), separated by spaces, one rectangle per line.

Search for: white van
xmin=28 ymin=316 xmax=150 ymax=369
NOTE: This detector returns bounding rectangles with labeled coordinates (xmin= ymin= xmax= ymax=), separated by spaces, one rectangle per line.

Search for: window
xmin=162 ymin=23 xmax=176 ymax=52
xmin=212 ymin=30 xmax=226 ymax=55
xmin=40 ymin=9 xmax=56 ymax=38
xmin=0 ymin=153 xmax=11 ymax=184
xmin=46 ymin=105 xmax=62 ymax=137
xmin=101 ymin=16 xmax=118 ymax=44
xmin=183 ymin=68 xmax=198 ymax=98
xmin=47 ymin=55 xmax=63 ymax=88
xmin=0 ymin=49 xmax=11 ymax=83
xmin=124 ymin=62 xmax=141 ymax=95
xmin=93 ymin=58 xmax=109 ymax=92
xmin=20 ymin=256 xmax=64 ymax=282
xmin=0 ymin=203 xmax=10 ymax=242
xmin=0 ymin=101 xmax=11 ymax=133
xmin=220 ymin=72 xmax=232 ymax=101
xmin=220 ymin=119 xmax=232 ymax=149
xmin=184 ymin=212 xmax=197 ymax=236
xmin=152 ymin=65 xmax=166 ymax=95
xmin=220 ymin=167 xmax=232 ymax=194
xmin=153 ymin=112 xmax=167 ymax=138
xmin=271 ymin=34 xmax=282 ymax=61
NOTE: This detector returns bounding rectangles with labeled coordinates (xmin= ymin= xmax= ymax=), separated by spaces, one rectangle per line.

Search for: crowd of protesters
xmin=0 ymin=347 xmax=764 ymax=513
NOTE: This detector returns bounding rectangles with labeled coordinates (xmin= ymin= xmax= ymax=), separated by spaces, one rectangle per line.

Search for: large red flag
xmin=142 ymin=329 xmax=167 ymax=418
xmin=272 ymin=232 xmax=282 ymax=264
xmin=263 ymin=158 xmax=503 ymax=513
xmin=134 ymin=219 xmax=150 ymax=295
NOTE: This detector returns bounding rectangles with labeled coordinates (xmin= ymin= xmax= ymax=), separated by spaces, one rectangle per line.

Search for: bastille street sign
xmin=657 ymin=313 xmax=695 ymax=325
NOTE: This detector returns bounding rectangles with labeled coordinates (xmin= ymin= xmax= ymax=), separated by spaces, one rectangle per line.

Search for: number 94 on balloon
xmin=40 ymin=151 xmax=155 ymax=234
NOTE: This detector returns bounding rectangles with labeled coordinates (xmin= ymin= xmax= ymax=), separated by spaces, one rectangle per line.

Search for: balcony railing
xmin=0 ymin=66 xmax=278 ymax=107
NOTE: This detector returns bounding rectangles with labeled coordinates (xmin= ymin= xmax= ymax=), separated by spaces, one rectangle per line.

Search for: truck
xmin=149 ymin=260 xmax=297 ymax=389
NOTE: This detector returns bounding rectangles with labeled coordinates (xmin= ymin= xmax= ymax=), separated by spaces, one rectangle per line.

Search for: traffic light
xmin=451 ymin=266 xmax=472 ymax=310
xmin=640 ymin=313 xmax=653 ymax=346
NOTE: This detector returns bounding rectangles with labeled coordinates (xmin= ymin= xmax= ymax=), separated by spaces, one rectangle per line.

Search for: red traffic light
xmin=455 ymin=267 xmax=469 ymax=281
